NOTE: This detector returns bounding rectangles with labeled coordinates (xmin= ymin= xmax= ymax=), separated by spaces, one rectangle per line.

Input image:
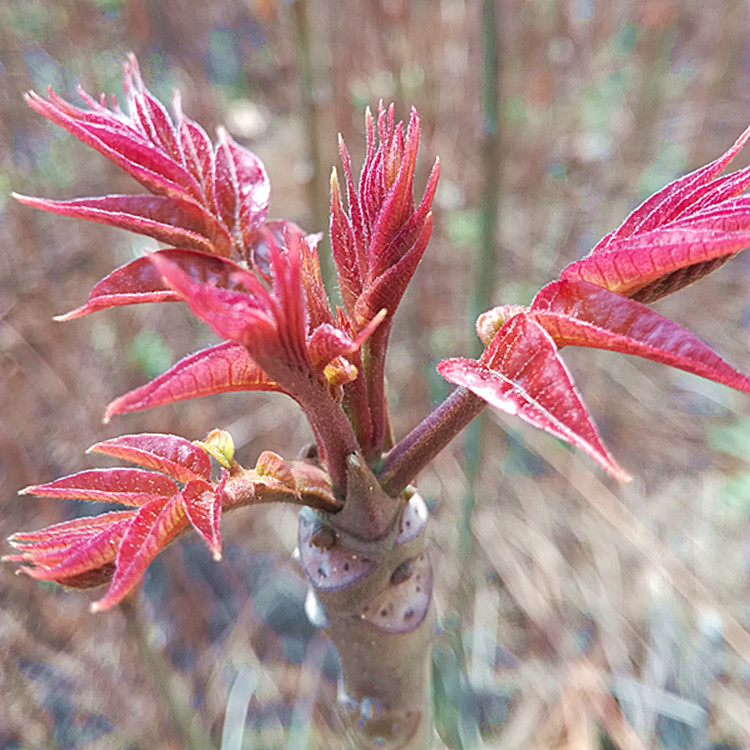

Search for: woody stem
xmin=376 ymin=387 xmax=487 ymax=497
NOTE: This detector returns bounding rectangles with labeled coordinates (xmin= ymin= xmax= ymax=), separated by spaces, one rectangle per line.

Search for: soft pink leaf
xmin=92 ymin=494 xmax=187 ymax=611
xmin=88 ymin=433 xmax=212 ymax=482
xmin=531 ymin=279 xmax=750 ymax=392
xmin=20 ymin=469 xmax=178 ymax=506
xmin=105 ymin=341 xmax=282 ymax=420
xmin=438 ymin=315 xmax=630 ymax=482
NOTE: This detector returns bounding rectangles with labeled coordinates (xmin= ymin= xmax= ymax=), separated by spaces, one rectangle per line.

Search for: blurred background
xmin=2 ymin=0 xmax=750 ymax=747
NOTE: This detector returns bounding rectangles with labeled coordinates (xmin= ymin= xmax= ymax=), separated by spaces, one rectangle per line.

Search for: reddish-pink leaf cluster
xmin=15 ymin=55 xmax=268 ymax=262
xmin=440 ymin=127 xmax=750 ymax=479
xmin=331 ymin=105 xmax=440 ymax=457
xmin=5 ymin=434 xmax=224 ymax=611
xmin=9 ymin=53 xmax=750 ymax=610
xmin=15 ymin=61 xmax=436 ymax=488
xmin=4 ymin=433 xmax=340 ymax=611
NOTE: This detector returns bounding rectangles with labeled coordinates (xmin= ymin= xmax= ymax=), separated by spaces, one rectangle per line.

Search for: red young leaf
xmin=105 ymin=341 xmax=281 ymax=420
xmin=88 ymin=433 xmax=212 ymax=482
xmin=255 ymin=451 xmax=297 ymax=490
xmin=5 ymin=432 xmax=238 ymax=606
xmin=180 ymin=474 xmax=225 ymax=561
xmin=92 ymin=494 xmax=187 ymax=611
xmin=213 ymin=128 xmax=270 ymax=251
xmin=149 ymin=253 xmax=280 ymax=351
xmin=438 ymin=315 xmax=630 ymax=482
xmin=333 ymin=105 xmax=440 ymax=330
xmin=104 ymin=341 xmax=284 ymax=422
xmin=306 ymin=310 xmax=386 ymax=378
xmin=8 ymin=513 xmax=134 ymax=589
xmin=331 ymin=104 xmax=440 ymax=459
xmin=530 ymin=279 xmax=750 ymax=392
xmin=146 ymin=237 xmax=345 ymax=401
xmin=55 ymin=248 xmax=254 ymax=321
xmin=21 ymin=54 xmax=269 ymax=261
xmin=564 ymin=126 xmax=750 ymax=301
xmin=25 ymin=88 xmax=195 ymax=201
xmin=592 ymin=126 xmax=750 ymax=253
xmin=561 ymin=226 xmax=750 ymax=300
xmin=355 ymin=210 xmax=435 ymax=323
xmin=330 ymin=168 xmax=363 ymax=317
xmin=7 ymin=511 xmax=134 ymax=563
xmin=290 ymin=227 xmax=333 ymax=330
xmin=13 ymin=193 xmax=230 ymax=256
xmin=20 ymin=468 xmax=178 ymax=506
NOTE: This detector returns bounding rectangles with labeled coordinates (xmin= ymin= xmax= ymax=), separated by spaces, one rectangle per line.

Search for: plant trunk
xmin=297 ymin=454 xmax=435 ymax=749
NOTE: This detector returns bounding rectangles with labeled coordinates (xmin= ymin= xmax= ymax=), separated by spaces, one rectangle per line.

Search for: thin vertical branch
xmin=473 ymin=0 xmax=501 ymax=341
xmin=460 ymin=0 xmax=502 ymax=562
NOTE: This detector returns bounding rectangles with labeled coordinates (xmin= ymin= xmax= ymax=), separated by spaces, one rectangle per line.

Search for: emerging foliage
xmin=7 ymin=433 xmax=337 ymax=610
xmin=440 ymin=128 xmax=750 ymax=478
xmin=7 ymin=57 xmax=750 ymax=609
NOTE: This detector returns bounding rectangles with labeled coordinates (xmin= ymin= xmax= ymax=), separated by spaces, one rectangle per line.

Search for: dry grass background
xmin=2 ymin=1 xmax=750 ymax=748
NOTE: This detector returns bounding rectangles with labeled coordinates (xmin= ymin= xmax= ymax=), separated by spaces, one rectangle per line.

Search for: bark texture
xmin=297 ymin=454 xmax=434 ymax=748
